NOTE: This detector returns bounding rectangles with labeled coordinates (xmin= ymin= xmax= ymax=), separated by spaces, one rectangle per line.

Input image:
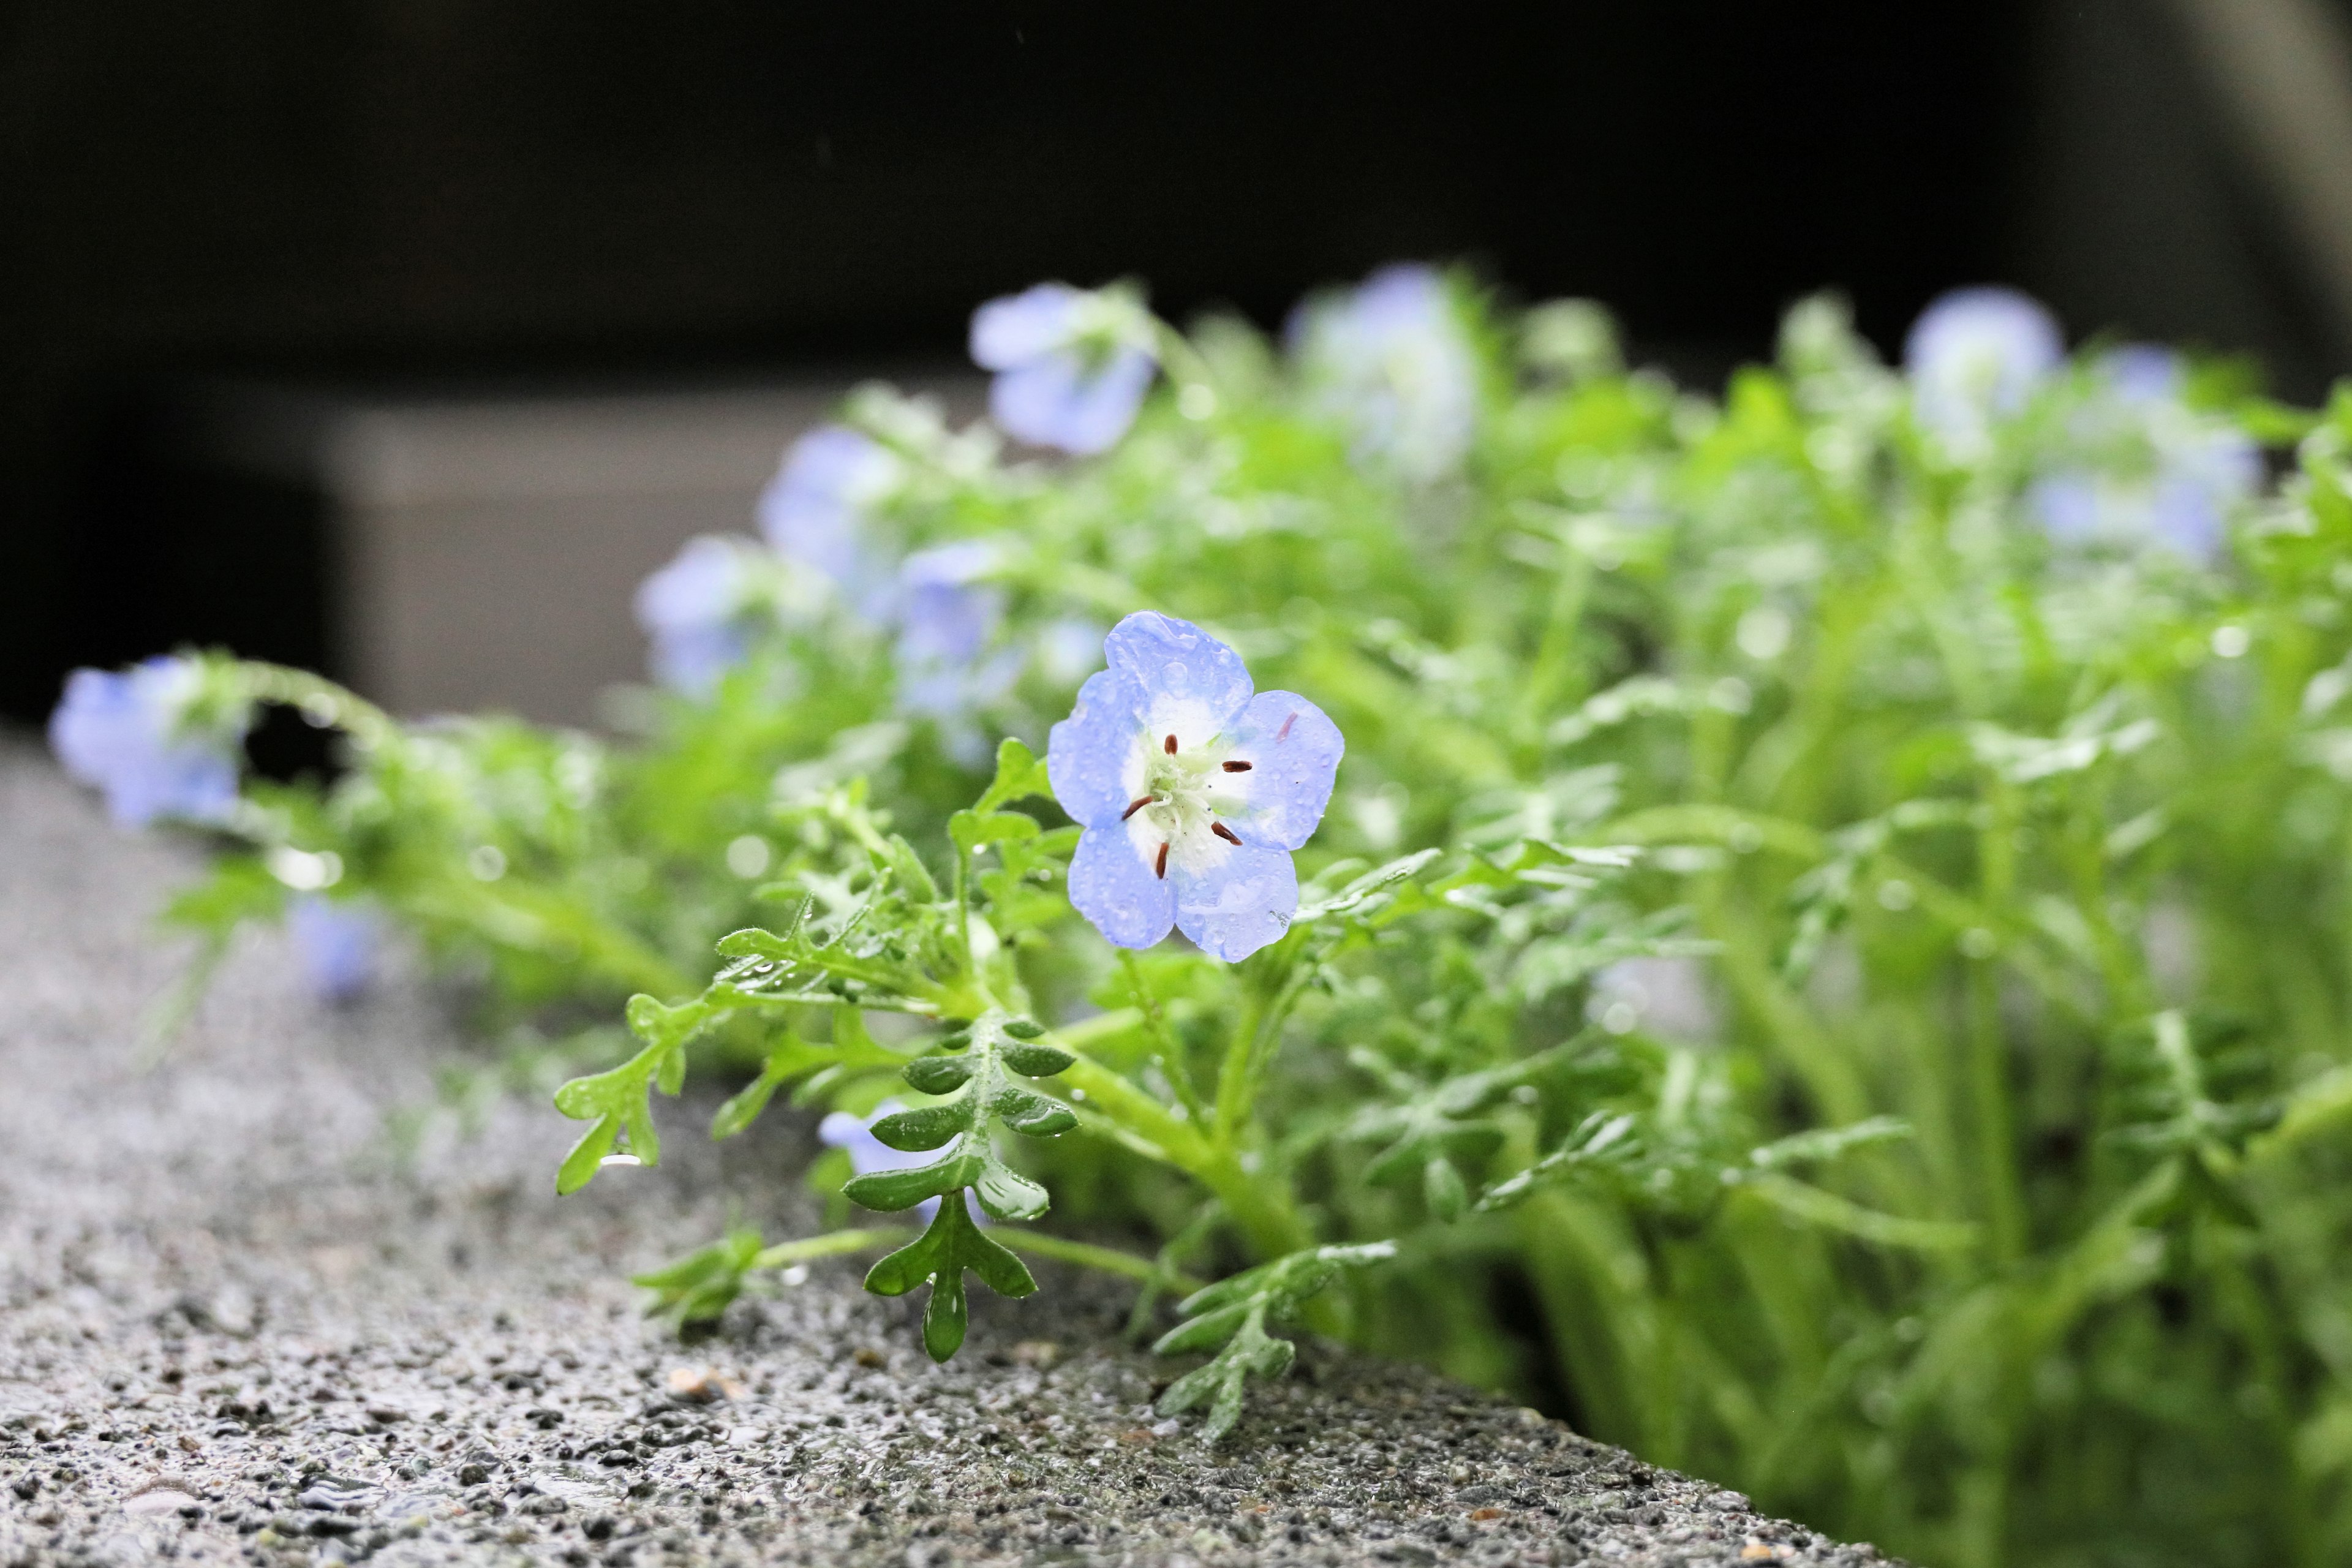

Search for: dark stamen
xmin=1155 ymin=842 xmax=1170 ymax=878
xmin=1164 ymin=733 xmax=1178 ymax=755
xmin=1212 ymin=821 xmax=1242 ymax=845
xmin=1121 ymin=795 xmax=1155 ymax=820
xmin=1222 ymin=760 xmax=1253 ymax=773
xmin=1278 ymin=711 xmax=1297 ymax=741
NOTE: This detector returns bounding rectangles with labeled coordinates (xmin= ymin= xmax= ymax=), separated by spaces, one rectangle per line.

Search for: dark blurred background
xmin=7 ymin=1 xmax=2352 ymax=726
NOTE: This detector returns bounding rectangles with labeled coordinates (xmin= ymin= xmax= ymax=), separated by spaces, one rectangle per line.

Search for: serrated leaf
xmin=1153 ymin=1243 xmax=1393 ymax=1442
xmin=862 ymin=1199 xmax=1036 ymax=1363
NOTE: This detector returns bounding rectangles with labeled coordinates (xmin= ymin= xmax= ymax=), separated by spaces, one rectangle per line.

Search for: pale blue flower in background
xmin=632 ymin=535 xmax=775 ymax=694
xmin=1048 ymin=612 xmax=1342 ymax=962
xmin=1037 ymin=616 xmax=1109 ymax=687
xmin=893 ymin=541 xmax=1020 ymax=716
xmin=48 ymin=657 xmax=243 ymax=829
xmin=2028 ymin=345 xmax=2260 ymax=562
xmin=756 ymin=424 xmax=903 ymax=620
xmin=1289 ymin=264 xmax=1479 ymax=484
xmin=819 ymin=1102 xmax=981 ymax=1223
xmin=290 ymin=895 xmax=382 ymax=1003
xmin=969 ymin=284 xmax=1158 ymax=454
xmin=1904 ymin=286 xmax=2064 ymax=455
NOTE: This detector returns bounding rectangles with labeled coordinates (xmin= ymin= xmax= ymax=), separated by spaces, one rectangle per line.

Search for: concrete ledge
xmin=0 ymin=746 xmax=1895 ymax=1567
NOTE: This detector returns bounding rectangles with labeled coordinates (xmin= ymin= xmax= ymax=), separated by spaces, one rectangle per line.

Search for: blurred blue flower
xmin=1904 ymin=287 xmax=2064 ymax=454
xmin=892 ymin=543 xmax=1022 ymax=741
xmin=756 ymin=424 xmax=902 ymax=620
xmin=1047 ymin=612 xmax=1343 ymax=962
xmin=969 ymin=284 xmax=1158 ymax=455
xmin=632 ymin=536 xmax=775 ymax=694
xmin=819 ymin=1101 xmax=981 ymax=1223
xmin=48 ymin=657 xmax=243 ymax=829
xmin=1289 ymin=264 xmax=1479 ymax=483
xmin=2028 ymin=346 xmax=2260 ymax=562
xmin=289 ymin=895 xmax=381 ymax=1003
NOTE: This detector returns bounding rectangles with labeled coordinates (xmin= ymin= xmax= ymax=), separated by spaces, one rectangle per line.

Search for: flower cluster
xmin=636 ymin=423 xmax=1019 ymax=741
xmin=2026 ymin=345 xmax=2261 ymax=561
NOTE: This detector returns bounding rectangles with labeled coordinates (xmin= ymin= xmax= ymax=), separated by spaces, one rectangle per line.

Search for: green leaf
xmin=556 ymin=1114 xmax=621 ymax=1197
xmin=835 ymin=1009 xmax=1081 ymax=1260
xmin=973 ymin=737 xmax=1053 ymax=813
xmin=992 ymin=1086 xmax=1078 ymax=1137
xmin=711 ymin=1033 xmax=850 ymax=1139
xmin=903 ymin=1054 xmax=979 ymax=1094
xmin=551 ymin=1034 xmax=678 ymax=1192
xmin=869 ymin=1099 xmax=977 ymax=1152
xmin=950 ymin=809 xmax=1042 ymax=858
xmin=1295 ymin=849 xmax=1442 ymax=925
xmin=1000 ymin=1040 xmax=1076 ymax=1076
xmin=1152 ymin=1243 xmax=1393 ymax=1442
xmin=844 ymin=1145 xmax=982 ymax=1212
xmin=632 ymin=1227 xmax=765 ymax=1325
xmin=862 ymin=1199 xmax=1038 ymax=1362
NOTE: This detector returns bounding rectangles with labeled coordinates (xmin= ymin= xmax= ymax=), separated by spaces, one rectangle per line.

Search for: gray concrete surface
xmin=0 ymin=744 xmax=1894 ymax=1567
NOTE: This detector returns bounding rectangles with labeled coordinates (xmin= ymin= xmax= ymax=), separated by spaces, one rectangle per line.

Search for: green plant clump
xmin=72 ymin=267 xmax=2352 ymax=1568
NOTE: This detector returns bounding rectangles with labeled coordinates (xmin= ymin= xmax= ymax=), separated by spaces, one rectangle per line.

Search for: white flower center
xmin=1117 ymin=711 xmax=1256 ymax=880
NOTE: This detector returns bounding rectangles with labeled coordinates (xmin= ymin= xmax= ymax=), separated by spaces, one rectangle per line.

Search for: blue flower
xmin=969 ymin=284 xmax=1158 ymax=455
xmin=820 ymin=1102 xmax=981 ymax=1223
xmin=2027 ymin=346 xmax=2259 ymax=562
xmin=632 ymin=536 xmax=775 ymax=694
xmin=756 ymin=425 xmax=902 ymax=621
xmin=48 ymin=657 xmax=243 ymax=829
xmin=289 ymin=895 xmax=382 ymax=1003
xmin=1289 ymin=264 xmax=1479 ymax=483
xmin=1047 ymin=612 xmax=1343 ymax=962
xmin=1904 ymin=287 xmax=2064 ymax=455
xmin=893 ymin=542 xmax=1022 ymax=739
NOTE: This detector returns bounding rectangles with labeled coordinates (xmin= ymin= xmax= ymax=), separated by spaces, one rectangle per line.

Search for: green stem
xmin=750 ymin=1227 xmax=910 ymax=1271
xmin=996 ymin=1231 xmax=1206 ymax=1293
xmin=1518 ymin=541 xmax=1593 ymax=747
xmin=1121 ymin=949 xmax=1210 ymax=1125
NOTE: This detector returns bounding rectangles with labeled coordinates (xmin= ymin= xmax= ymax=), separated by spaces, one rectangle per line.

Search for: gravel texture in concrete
xmin=0 ymin=745 xmax=1897 ymax=1567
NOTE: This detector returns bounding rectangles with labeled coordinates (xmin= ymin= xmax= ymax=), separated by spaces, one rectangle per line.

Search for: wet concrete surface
xmin=0 ymin=746 xmax=1894 ymax=1566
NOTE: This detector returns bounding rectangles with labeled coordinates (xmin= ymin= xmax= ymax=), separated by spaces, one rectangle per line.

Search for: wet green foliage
xmin=157 ymin=278 xmax=2352 ymax=1568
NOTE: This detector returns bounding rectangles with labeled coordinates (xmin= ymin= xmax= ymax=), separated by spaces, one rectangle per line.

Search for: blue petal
xmin=647 ymin=624 xmax=748 ymax=695
xmin=49 ymin=662 xmax=240 ymax=829
xmin=970 ymin=284 xmax=1085 ymax=369
xmin=1068 ymin=824 xmax=1176 ymax=950
xmin=1221 ymin=692 xmax=1344 ymax=851
xmin=1103 ymin=612 xmax=1255 ymax=723
xmin=290 ymin=897 xmax=381 ymax=1003
xmin=1047 ymin=664 xmax=1154 ymax=827
xmin=756 ymin=426 xmax=898 ymax=620
xmin=2029 ymin=472 xmax=2100 ymax=543
xmin=2103 ymin=344 xmax=2181 ymax=404
xmin=1174 ymin=843 xmax=1299 ymax=962
xmin=989 ymin=347 xmax=1153 ymax=454
xmin=1904 ymin=287 xmax=2063 ymax=447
